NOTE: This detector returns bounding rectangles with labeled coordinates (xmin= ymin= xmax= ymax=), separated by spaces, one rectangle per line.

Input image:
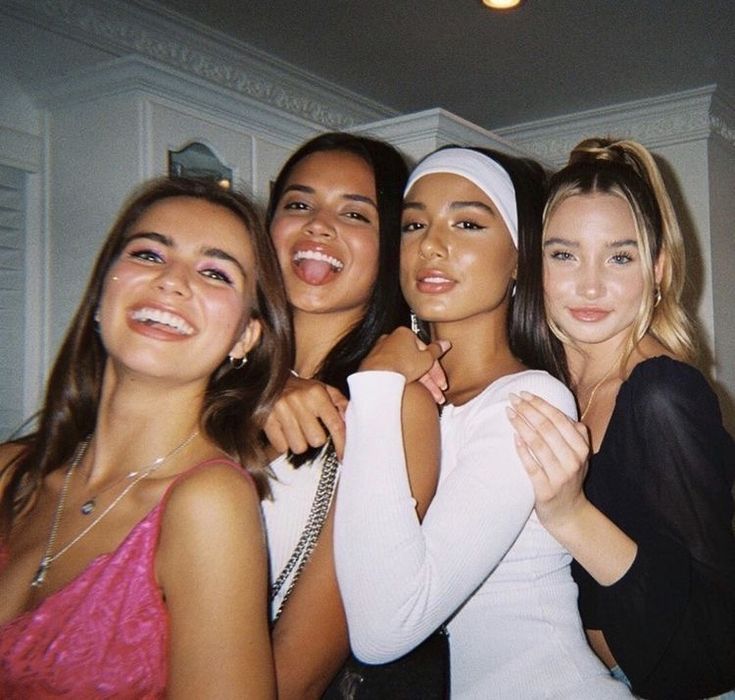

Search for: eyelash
xmin=455 ymin=220 xmax=484 ymax=231
xmin=126 ymin=248 xmax=234 ymax=285
xmin=549 ymin=249 xmax=574 ymax=261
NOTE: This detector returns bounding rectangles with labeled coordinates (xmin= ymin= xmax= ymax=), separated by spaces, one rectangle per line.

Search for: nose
xmin=304 ymin=209 xmax=337 ymax=239
xmin=418 ymin=224 xmax=448 ymax=260
xmin=155 ymin=261 xmax=192 ymax=297
xmin=575 ymin=261 xmax=605 ymax=300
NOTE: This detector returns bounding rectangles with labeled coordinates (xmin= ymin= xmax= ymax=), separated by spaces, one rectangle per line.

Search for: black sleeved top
xmin=572 ymin=356 xmax=735 ymax=700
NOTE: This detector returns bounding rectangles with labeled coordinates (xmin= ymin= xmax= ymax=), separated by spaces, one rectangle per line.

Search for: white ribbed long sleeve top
xmin=334 ymin=371 xmax=630 ymax=699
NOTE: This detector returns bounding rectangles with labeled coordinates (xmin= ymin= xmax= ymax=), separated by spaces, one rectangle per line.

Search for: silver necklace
xmin=30 ymin=430 xmax=199 ymax=589
xmin=79 ymin=430 xmax=199 ymax=515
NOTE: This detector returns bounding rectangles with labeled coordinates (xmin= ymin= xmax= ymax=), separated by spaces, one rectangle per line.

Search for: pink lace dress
xmin=0 ymin=458 xmax=245 ymax=699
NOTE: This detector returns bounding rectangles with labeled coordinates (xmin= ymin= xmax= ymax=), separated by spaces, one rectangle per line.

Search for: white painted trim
xmin=494 ymin=86 xmax=720 ymax=166
xmin=0 ymin=125 xmax=43 ymax=173
xmin=4 ymin=0 xmax=396 ymax=130
xmin=32 ymin=55 xmax=321 ymax=147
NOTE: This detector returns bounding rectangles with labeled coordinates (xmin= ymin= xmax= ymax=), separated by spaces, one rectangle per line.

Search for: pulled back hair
xmin=417 ymin=146 xmax=567 ymax=382
xmin=266 ymin=132 xmax=410 ymax=466
xmin=1 ymin=177 xmax=292 ymax=533
xmin=543 ymin=138 xmax=696 ymax=369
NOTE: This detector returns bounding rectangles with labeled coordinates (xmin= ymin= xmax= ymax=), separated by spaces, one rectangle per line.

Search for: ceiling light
xmin=482 ymin=0 xmax=522 ymax=9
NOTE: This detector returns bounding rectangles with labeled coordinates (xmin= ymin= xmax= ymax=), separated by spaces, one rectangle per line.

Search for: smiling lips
xmin=130 ymin=306 xmax=195 ymax=336
xmin=569 ymin=307 xmax=611 ymax=323
xmin=292 ymin=248 xmax=344 ymax=286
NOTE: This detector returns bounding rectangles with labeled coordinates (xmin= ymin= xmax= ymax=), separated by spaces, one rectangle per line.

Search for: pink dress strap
xmin=0 ymin=458 xmax=248 ymax=699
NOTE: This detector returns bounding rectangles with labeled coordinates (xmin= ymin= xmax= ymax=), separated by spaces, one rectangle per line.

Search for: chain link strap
xmin=271 ymin=444 xmax=340 ymax=621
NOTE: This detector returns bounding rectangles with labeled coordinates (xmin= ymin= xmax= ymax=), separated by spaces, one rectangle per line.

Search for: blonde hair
xmin=542 ymin=138 xmax=696 ymax=366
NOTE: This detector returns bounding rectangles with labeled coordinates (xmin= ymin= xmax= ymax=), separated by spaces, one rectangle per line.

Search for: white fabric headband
xmin=404 ymin=148 xmax=519 ymax=248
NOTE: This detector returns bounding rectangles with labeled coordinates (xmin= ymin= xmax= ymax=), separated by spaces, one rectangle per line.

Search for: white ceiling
xmin=149 ymin=0 xmax=735 ymax=130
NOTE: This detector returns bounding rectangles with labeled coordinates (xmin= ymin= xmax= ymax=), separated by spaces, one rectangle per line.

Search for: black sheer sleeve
xmin=581 ymin=358 xmax=735 ymax=699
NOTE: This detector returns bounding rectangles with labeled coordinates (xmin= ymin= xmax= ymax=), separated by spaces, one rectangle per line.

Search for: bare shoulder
xmin=163 ymin=461 xmax=261 ymax=530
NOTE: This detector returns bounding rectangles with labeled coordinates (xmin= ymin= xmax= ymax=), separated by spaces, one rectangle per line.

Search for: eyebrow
xmin=125 ymin=231 xmax=248 ymax=279
xmin=543 ymin=236 xmax=638 ymax=248
xmin=402 ymin=200 xmax=496 ymax=215
xmin=282 ymin=183 xmax=378 ymax=210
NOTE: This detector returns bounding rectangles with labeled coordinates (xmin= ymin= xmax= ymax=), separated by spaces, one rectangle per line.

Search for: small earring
xmin=410 ymin=311 xmax=420 ymax=335
xmin=227 ymin=355 xmax=248 ymax=369
xmin=229 ymin=354 xmax=247 ymax=370
xmin=653 ymin=287 xmax=662 ymax=308
xmin=510 ymin=280 xmax=517 ymax=298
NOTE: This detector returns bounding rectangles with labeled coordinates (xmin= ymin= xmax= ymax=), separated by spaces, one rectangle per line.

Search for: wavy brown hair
xmin=1 ymin=177 xmax=292 ymax=533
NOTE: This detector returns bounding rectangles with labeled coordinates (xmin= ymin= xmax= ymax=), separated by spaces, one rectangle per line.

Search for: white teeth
xmin=293 ymin=249 xmax=344 ymax=271
xmin=131 ymin=307 xmax=194 ymax=335
xmin=423 ymin=276 xmax=450 ymax=284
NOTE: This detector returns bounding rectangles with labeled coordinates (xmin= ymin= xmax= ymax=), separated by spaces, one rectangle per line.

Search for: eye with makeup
xmin=198 ymin=263 xmax=236 ymax=285
xmin=342 ymin=209 xmax=372 ymax=225
xmin=400 ymin=218 xmax=425 ymax=234
xmin=546 ymin=248 xmax=575 ymax=262
xmin=454 ymin=219 xmax=485 ymax=231
xmin=610 ymin=250 xmax=635 ymax=265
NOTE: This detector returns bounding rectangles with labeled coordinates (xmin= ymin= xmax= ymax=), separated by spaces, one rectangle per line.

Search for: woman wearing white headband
xmin=333 ymin=147 xmax=630 ymax=697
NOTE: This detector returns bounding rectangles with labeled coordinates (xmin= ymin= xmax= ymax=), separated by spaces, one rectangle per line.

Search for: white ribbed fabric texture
xmin=335 ymin=371 xmax=630 ymax=699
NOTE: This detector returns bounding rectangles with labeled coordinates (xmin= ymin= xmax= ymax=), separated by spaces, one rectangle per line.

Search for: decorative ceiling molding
xmin=3 ymin=0 xmax=396 ymax=130
xmin=495 ymin=86 xmax=728 ymax=166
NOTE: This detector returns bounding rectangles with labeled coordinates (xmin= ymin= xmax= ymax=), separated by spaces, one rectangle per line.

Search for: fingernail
xmin=437 ymin=339 xmax=451 ymax=352
xmin=519 ymin=391 xmax=533 ymax=399
xmin=505 ymin=406 xmax=517 ymax=419
xmin=508 ymin=393 xmax=520 ymax=407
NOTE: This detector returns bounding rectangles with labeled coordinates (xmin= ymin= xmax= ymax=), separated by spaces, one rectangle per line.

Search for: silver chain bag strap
xmin=270 ymin=444 xmax=340 ymax=621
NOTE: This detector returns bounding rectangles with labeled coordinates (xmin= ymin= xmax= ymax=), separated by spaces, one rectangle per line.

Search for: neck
xmin=89 ymin=363 xmax=205 ymax=482
xmin=292 ymin=308 xmax=362 ymax=378
xmin=431 ymin=310 xmax=522 ymax=406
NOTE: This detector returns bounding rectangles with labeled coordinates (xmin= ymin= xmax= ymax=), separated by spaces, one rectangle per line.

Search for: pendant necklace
xmin=79 ymin=430 xmax=199 ymax=516
xmin=31 ymin=430 xmax=199 ymax=589
xmin=579 ymin=350 xmax=625 ymax=422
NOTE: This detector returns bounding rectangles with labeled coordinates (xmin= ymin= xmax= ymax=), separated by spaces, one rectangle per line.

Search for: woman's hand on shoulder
xmin=359 ymin=327 xmax=450 ymax=403
xmin=264 ymin=376 xmax=348 ymax=459
xmin=507 ymin=392 xmax=591 ymax=531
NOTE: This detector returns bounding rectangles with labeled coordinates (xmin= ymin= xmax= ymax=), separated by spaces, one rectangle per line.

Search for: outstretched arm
xmin=157 ymin=464 xmax=275 ymax=699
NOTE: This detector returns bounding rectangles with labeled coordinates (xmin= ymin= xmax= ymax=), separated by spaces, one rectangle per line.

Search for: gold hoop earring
xmin=653 ymin=287 xmax=662 ymax=308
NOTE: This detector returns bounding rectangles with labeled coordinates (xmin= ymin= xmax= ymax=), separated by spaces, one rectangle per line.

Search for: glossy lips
xmin=568 ymin=307 xmax=611 ymax=323
xmin=415 ymin=269 xmax=456 ymax=294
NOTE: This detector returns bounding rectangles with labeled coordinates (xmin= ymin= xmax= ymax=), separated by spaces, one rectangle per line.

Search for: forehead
xmin=546 ymin=193 xmax=637 ymax=239
xmin=285 ymin=150 xmax=375 ymax=192
xmin=131 ymin=196 xmax=254 ymax=255
xmin=405 ymin=172 xmax=493 ymax=205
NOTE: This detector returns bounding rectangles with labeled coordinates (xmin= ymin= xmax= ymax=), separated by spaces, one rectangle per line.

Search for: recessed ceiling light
xmin=482 ymin=0 xmax=522 ymax=9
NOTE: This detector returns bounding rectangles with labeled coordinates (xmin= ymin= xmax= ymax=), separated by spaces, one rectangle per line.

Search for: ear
xmin=653 ymin=250 xmax=666 ymax=287
xmin=228 ymin=317 xmax=262 ymax=361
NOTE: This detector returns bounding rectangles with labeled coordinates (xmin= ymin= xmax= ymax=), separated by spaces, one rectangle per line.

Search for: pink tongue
xmin=296 ymin=259 xmax=335 ymax=285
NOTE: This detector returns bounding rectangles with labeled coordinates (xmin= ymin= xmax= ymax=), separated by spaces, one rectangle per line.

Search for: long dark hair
xmin=267 ymin=132 xmax=409 ymax=465
xmin=1 ymin=177 xmax=292 ymax=532
xmin=415 ymin=145 xmax=568 ymax=383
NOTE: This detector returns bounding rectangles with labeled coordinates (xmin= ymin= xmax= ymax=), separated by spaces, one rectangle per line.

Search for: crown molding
xmin=3 ymin=0 xmax=396 ymax=130
xmin=356 ymin=108 xmax=539 ymax=162
xmin=495 ymin=86 xmax=729 ymax=166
